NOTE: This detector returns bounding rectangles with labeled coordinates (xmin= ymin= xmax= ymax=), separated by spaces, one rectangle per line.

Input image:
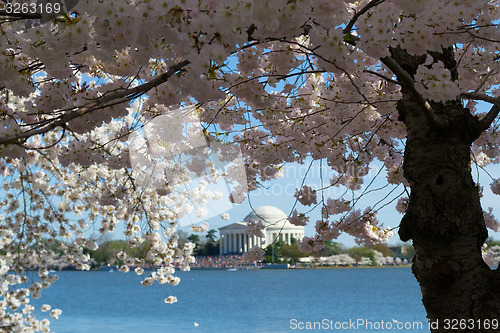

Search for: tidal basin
xmin=34 ymin=267 xmax=428 ymax=332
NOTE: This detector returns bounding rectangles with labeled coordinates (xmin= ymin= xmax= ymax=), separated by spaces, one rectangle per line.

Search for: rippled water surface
xmin=33 ymin=267 xmax=429 ymax=332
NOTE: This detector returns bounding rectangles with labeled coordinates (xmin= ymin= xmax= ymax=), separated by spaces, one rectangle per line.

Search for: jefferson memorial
xmin=219 ymin=206 xmax=305 ymax=254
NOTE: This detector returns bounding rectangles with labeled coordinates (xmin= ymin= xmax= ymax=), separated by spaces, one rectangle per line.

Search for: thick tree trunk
xmin=393 ymin=48 xmax=500 ymax=332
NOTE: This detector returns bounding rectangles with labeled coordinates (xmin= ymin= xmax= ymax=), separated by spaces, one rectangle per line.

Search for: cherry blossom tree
xmin=1 ymin=0 xmax=500 ymax=331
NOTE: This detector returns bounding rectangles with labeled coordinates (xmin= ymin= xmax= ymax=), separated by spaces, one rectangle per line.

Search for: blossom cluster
xmin=294 ymin=186 xmax=318 ymax=206
xmin=414 ymin=58 xmax=461 ymax=102
xmin=289 ymin=210 xmax=309 ymax=226
xmin=482 ymin=244 xmax=500 ymax=267
xmin=484 ymin=208 xmax=500 ymax=233
xmin=245 ymin=220 xmax=265 ymax=238
xmin=298 ymin=208 xmax=394 ymax=253
xmin=0 ymin=120 xmax=203 ymax=330
xmin=243 ymin=246 xmax=265 ymax=262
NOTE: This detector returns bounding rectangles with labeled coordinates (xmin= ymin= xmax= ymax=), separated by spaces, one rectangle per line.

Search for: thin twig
xmin=363 ymin=69 xmax=401 ymax=85
xmin=473 ymin=68 xmax=498 ymax=93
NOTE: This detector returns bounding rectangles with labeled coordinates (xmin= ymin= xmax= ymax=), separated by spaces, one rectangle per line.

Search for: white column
xmin=234 ymin=233 xmax=237 ymax=253
xmin=226 ymin=233 xmax=229 ymax=254
xmin=229 ymin=233 xmax=233 ymax=253
xmin=222 ymin=233 xmax=226 ymax=254
xmin=232 ymin=233 xmax=236 ymax=253
xmin=237 ymin=233 xmax=240 ymax=253
xmin=225 ymin=233 xmax=228 ymax=254
xmin=233 ymin=233 xmax=237 ymax=253
xmin=220 ymin=233 xmax=223 ymax=255
xmin=233 ymin=233 xmax=236 ymax=253
xmin=245 ymin=234 xmax=249 ymax=252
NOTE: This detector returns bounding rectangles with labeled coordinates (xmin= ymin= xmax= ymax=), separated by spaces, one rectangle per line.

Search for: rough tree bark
xmin=394 ymin=47 xmax=500 ymax=332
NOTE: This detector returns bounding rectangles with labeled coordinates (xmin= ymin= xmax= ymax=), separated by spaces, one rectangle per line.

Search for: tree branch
xmin=480 ymin=103 xmax=500 ymax=131
xmin=380 ymin=56 xmax=443 ymax=128
xmin=0 ymin=59 xmax=190 ymax=145
xmin=343 ymin=0 xmax=385 ymax=35
xmin=363 ymin=69 xmax=401 ymax=85
xmin=473 ymin=69 xmax=497 ymax=93
xmin=461 ymin=92 xmax=500 ymax=131
xmin=461 ymin=92 xmax=499 ymax=104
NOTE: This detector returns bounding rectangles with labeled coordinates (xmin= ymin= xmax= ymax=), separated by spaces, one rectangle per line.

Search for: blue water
xmin=32 ymin=267 xmax=429 ymax=332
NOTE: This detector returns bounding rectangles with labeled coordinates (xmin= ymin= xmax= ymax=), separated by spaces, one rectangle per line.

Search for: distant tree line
xmin=84 ymin=230 xmax=426 ymax=267
xmin=185 ymin=229 xmax=219 ymax=256
xmin=262 ymin=238 xmax=415 ymax=265
xmin=86 ymin=229 xmax=221 ymax=266
xmin=85 ymin=239 xmax=151 ymax=266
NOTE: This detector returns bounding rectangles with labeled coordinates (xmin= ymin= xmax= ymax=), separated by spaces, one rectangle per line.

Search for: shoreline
xmin=183 ymin=264 xmax=413 ymax=271
xmin=42 ymin=264 xmax=413 ymax=272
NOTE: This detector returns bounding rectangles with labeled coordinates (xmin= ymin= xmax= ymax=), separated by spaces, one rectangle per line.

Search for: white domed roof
xmin=244 ymin=206 xmax=303 ymax=230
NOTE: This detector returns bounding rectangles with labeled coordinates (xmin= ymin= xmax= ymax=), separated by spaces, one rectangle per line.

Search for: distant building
xmin=219 ymin=206 xmax=305 ymax=254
